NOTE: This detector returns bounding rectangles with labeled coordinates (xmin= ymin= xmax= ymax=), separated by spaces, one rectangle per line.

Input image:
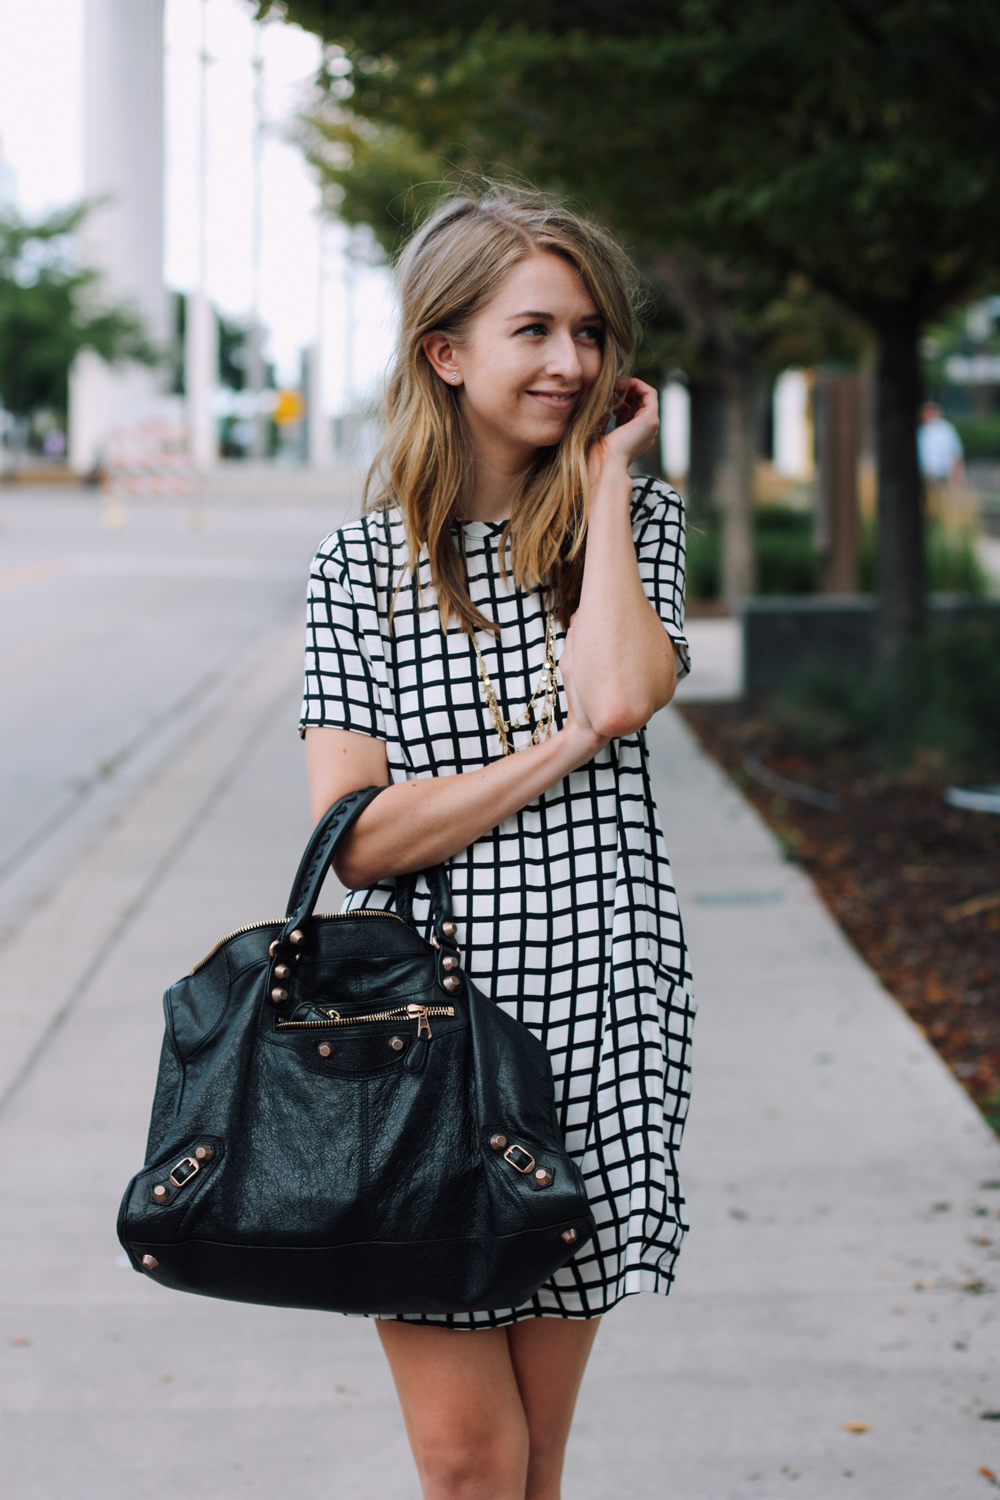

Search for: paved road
xmin=2 ymin=470 xmax=999 ymax=1499
xmin=0 ymin=472 xmax=357 ymax=948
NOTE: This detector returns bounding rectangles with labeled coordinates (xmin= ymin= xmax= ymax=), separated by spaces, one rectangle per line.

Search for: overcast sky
xmin=0 ymin=0 xmax=394 ymax=401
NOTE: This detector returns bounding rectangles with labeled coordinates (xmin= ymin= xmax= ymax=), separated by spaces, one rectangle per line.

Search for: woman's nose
xmin=545 ymin=332 xmax=584 ymax=381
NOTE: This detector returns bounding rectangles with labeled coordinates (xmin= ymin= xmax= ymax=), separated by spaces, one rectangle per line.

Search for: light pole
xmin=308 ymin=214 xmax=333 ymax=470
xmin=247 ymin=22 xmax=268 ymax=460
xmin=185 ymin=0 xmax=217 ymax=472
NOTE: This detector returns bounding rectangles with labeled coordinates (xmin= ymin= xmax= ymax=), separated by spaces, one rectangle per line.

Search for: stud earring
xmin=451 ymin=373 xmax=459 ymax=383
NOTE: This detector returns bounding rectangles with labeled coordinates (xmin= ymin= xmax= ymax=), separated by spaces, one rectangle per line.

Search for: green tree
xmin=300 ymin=56 xmax=866 ymax=608
xmin=274 ymin=0 xmax=1000 ymax=653
xmin=0 ymin=204 xmax=153 ymax=430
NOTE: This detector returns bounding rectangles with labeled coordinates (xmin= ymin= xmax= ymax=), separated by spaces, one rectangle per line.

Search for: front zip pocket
xmin=275 ymin=1003 xmax=454 ymax=1037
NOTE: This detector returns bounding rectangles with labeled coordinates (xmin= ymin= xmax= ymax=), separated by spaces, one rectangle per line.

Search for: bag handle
xmin=394 ymin=864 xmax=455 ymax=940
xmin=278 ymin=786 xmax=383 ymax=948
xmin=271 ymin=785 xmax=458 ymax=984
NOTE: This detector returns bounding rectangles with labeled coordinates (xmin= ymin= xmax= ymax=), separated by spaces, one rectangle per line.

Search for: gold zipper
xmin=190 ymin=909 xmax=403 ymax=976
xmin=275 ymin=1003 xmax=454 ymax=1036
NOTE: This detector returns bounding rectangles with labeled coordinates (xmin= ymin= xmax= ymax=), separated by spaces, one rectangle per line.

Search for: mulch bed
xmin=677 ymin=702 xmax=1000 ymax=1130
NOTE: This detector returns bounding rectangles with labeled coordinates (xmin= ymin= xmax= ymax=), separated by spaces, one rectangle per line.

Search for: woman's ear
xmin=422 ymin=332 xmax=463 ymax=387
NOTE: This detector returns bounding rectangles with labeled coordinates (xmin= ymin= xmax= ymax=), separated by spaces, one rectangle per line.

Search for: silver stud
xmin=389 ymin=1036 xmax=405 ymax=1052
xmin=317 ymin=1041 xmax=333 ymax=1058
xmin=535 ymin=1168 xmax=553 ymax=1187
xmin=194 ymin=1144 xmax=214 ymax=1163
xmin=274 ymin=964 xmax=291 ymax=980
xmin=442 ymin=921 xmax=457 ymax=938
xmin=289 ymin=929 xmax=304 ymax=946
xmin=271 ymin=987 xmax=288 ymax=1004
xmin=141 ymin=1254 xmax=159 ymax=1271
xmin=442 ymin=955 xmax=458 ymax=971
xmin=561 ymin=1228 xmax=577 ymax=1244
xmin=152 ymin=1184 xmax=169 ymax=1203
xmin=443 ymin=974 xmax=460 ymax=993
xmin=489 ymin=1133 xmax=507 ymax=1152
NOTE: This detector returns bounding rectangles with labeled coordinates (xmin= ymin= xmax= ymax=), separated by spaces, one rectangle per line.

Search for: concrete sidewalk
xmin=1 ymin=645 xmax=999 ymax=1498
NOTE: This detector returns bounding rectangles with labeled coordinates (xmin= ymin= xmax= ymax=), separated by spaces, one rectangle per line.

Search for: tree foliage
xmin=278 ymin=0 xmax=1000 ymax=315
xmin=275 ymin=0 xmax=1000 ymax=646
xmin=0 ymin=205 xmax=153 ymax=420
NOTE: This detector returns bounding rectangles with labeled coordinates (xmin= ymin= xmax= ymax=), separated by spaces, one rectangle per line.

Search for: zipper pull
xmin=404 ymin=1037 xmax=428 ymax=1073
xmin=407 ymin=1004 xmax=432 ymax=1038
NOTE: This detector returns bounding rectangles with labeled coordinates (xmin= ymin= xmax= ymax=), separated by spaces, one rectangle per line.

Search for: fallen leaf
xmin=979 ymin=1467 xmax=996 ymax=1482
xmin=8 ymin=1336 xmax=30 ymax=1347
xmin=945 ymin=891 xmax=1000 ymax=923
xmin=842 ymin=1421 xmax=870 ymax=1433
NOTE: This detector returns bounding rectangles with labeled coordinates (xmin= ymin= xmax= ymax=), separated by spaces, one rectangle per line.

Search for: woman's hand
xmin=588 ymin=378 xmax=660 ymax=481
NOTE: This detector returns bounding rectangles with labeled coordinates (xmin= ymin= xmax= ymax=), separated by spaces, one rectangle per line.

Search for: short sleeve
xmin=299 ymin=532 xmax=387 ymax=739
xmin=630 ymin=476 xmax=690 ymax=680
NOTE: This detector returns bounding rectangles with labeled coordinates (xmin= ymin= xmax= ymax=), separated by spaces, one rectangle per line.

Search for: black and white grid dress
xmin=300 ymin=474 xmax=695 ymax=1328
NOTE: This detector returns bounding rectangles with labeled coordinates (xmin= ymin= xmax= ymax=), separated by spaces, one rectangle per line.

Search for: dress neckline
xmin=453 ymin=518 xmax=510 ymax=540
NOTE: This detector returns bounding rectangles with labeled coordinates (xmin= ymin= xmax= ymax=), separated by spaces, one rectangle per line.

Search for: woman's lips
xmin=526 ymin=390 xmax=578 ymax=410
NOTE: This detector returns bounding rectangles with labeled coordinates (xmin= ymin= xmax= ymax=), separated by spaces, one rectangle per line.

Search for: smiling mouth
xmin=527 ymin=390 xmax=579 ymax=409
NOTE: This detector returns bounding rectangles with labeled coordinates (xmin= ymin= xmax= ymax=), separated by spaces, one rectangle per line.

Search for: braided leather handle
xmin=281 ymin=786 xmax=383 ymax=939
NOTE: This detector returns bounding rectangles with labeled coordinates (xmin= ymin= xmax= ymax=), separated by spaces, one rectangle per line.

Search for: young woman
xmin=300 ymin=186 xmax=694 ymax=1500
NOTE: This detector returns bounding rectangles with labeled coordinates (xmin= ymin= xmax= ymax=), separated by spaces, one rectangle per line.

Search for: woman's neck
xmin=459 ymin=420 xmax=537 ymax=523
xmin=461 ymin=472 xmax=516 ymax=524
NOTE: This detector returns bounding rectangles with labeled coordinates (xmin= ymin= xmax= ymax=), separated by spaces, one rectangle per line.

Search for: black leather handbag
xmin=117 ymin=787 xmax=595 ymax=1314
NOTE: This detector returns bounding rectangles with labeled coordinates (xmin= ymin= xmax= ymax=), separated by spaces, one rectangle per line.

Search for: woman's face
xmin=426 ymin=252 xmax=604 ymax=468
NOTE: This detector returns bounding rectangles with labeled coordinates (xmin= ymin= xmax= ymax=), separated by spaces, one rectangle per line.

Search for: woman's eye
xmin=578 ymin=325 xmax=603 ymax=342
xmin=515 ymin=323 xmax=548 ymax=337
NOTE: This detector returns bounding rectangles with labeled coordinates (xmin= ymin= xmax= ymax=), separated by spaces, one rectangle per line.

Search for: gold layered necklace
xmin=471 ymin=607 xmax=558 ymax=756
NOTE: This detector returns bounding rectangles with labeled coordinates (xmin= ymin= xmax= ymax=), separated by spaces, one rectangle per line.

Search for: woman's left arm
xmin=568 ymin=378 xmax=679 ymax=739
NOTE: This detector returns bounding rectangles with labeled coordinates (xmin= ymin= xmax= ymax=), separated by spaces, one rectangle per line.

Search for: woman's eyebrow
xmin=504 ymin=310 xmax=602 ymax=322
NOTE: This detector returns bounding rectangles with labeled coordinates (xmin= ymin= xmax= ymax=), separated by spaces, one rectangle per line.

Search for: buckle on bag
xmin=169 ymin=1156 xmax=200 ymax=1189
xmin=503 ymin=1143 xmax=536 ymax=1175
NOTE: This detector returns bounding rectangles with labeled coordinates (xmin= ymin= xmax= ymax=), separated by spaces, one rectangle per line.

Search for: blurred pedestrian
xmin=300 ymin=184 xmax=694 ymax=1500
xmin=919 ymin=401 xmax=966 ymax=518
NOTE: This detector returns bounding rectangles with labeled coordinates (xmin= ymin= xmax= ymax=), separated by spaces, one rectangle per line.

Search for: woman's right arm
xmin=306 ymin=642 xmax=605 ymax=889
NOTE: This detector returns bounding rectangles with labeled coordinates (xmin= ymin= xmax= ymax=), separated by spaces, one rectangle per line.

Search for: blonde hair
xmin=364 ymin=183 xmax=640 ymax=633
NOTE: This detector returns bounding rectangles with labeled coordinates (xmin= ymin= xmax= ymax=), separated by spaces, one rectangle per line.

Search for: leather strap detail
xmin=395 ymin=863 xmax=456 ymax=946
xmin=278 ymin=786 xmax=383 ymax=951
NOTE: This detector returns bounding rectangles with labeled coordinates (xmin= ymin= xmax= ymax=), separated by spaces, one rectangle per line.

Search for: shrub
xmin=771 ymin=620 xmax=1000 ymax=773
xmin=755 ymin=506 xmax=820 ymax=594
xmin=953 ymin=413 xmax=1000 ymax=461
xmin=855 ymin=514 xmax=987 ymax=595
xmin=685 ymin=505 xmax=819 ymax=600
xmin=686 ymin=523 xmax=721 ymax=601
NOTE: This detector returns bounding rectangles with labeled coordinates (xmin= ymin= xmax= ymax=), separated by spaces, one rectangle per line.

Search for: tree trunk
xmin=720 ymin=371 xmax=758 ymax=608
xmin=874 ymin=310 xmax=925 ymax=656
xmin=815 ymin=370 xmax=862 ymax=593
xmin=687 ymin=379 xmax=725 ymax=528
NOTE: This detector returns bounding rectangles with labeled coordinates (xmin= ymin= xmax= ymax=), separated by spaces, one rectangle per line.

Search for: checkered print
xmin=300 ymin=476 xmax=695 ymax=1325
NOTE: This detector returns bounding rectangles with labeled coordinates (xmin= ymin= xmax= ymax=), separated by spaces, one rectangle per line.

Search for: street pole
xmin=185 ymin=0 xmax=217 ymax=473
xmin=308 ymin=215 xmax=333 ymax=470
xmin=247 ymin=23 xmax=267 ymax=460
